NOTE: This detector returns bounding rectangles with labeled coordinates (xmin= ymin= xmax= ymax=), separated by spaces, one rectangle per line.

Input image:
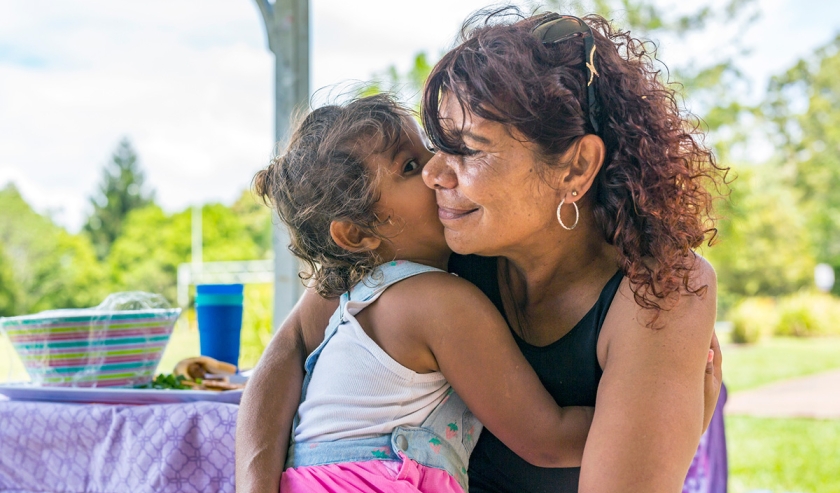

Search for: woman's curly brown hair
xmin=254 ymin=94 xmax=409 ymax=298
xmin=422 ymin=7 xmax=728 ymax=314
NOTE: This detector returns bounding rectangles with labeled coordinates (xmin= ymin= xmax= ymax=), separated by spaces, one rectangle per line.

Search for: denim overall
xmin=285 ymin=260 xmax=483 ymax=492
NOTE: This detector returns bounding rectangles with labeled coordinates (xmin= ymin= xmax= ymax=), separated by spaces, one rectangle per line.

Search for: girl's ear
xmin=330 ymin=220 xmax=382 ymax=252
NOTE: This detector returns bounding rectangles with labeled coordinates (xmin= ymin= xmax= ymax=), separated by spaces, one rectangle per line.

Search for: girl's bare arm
xmin=379 ymin=273 xmax=594 ymax=468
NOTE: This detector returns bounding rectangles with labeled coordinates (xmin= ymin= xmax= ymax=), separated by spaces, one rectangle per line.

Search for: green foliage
xmin=108 ymin=203 xmax=261 ymax=304
xmin=359 ymin=52 xmax=434 ymax=111
xmin=201 ymin=203 xmax=262 ymax=262
xmin=0 ymin=184 xmax=108 ymax=314
xmin=534 ymin=0 xmax=761 ymax=158
xmin=775 ymin=292 xmax=840 ymax=337
xmin=703 ymin=164 xmax=815 ymax=314
xmin=727 ymin=293 xmax=840 ymax=342
xmin=0 ymin=243 xmax=20 ymax=316
xmin=239 ymin=283 xmax=273 ymax=368
xmin=37 ymin=231 xmax=110 ymax=311
xmin=766 ymin=35 xmax=840 ymax=293
xmin=729 ymin=297 xmax=777 ymax=344
xmin=84 ymin=138 xmax=155 ymax=259
xmin=108 ymin=205 xmax=187 ymax=303
xmin=231 ymin=190 xmax=273 ymax=259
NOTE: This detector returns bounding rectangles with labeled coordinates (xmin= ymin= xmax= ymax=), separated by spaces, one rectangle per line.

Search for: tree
xmin=534 ymin=0 xmax=760 ymax=142
xmin=232 ymin=189 xmax=273 ymax=259
xmin=361 ymin=52 xmax=434 ymax=111
xmin=84 ymin=138 xmax=154 ymax=259
xmin=701 ymin=163 xmax=816 ymax=314
xmin=765 ymin=35 xmax=840 ymax=293
xmin=108 ymin=203 xmax=262 ymax=304
xmin=0 ymin=243 xmax=19 ymax=316
xmin=0 ymin=184 xmax=108 ymax=314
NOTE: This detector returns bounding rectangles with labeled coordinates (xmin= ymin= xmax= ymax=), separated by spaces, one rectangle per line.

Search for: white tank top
xmin=293 ymin=286 xmax=451 ymax=442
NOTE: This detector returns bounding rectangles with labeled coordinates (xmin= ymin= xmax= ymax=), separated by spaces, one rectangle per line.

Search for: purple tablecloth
xmin=0 ymin=389 xmax=727 ymax=493
xmin=0 ymin=400 xmax=237 ymax=493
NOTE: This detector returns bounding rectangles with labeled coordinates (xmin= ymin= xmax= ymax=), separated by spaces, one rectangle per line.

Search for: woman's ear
xmin=560 ymin=134 xmax=606 ymax=200
xmin=329 ymin=220 xmax=382 ymax=253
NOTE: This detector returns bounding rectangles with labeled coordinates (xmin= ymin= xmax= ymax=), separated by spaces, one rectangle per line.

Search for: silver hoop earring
xmin=556 ymin=199 xmax=579 ymax=230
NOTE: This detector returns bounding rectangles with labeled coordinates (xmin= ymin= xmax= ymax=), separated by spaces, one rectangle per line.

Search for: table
xmin=0 ymin=401 xmax=237 ymax=493
xmin=0 ymin=389 xmax=727 ymax=493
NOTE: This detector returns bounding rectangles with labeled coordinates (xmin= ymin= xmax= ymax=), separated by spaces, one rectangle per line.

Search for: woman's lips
xmin=438 ymin=206 xmax=478 ymax=221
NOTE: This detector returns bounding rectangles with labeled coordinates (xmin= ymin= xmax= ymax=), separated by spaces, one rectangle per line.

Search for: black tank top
xmin=449 ymin=254 xmax=624 ymax=493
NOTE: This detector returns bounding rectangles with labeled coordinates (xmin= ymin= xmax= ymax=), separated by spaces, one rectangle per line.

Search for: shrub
xmin=775 ymin=292 xmax=840 ymax=337
xmin=729 ymin=298 xmax=779 ymax=344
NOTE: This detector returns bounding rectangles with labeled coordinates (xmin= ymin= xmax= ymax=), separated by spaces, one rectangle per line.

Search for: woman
xmin=237 ymin=8 xmax=724 ymax=493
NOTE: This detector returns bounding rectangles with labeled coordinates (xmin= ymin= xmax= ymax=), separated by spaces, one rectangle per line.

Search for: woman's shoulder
xmin=600 ymin=255 xmax=717 ymax=352
xmin=612 ymin=254 xmax=717 ymax=314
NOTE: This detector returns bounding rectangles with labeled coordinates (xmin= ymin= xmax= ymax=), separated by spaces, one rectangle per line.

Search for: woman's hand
xmin=703 ymin=331 xmax=723 ymax=432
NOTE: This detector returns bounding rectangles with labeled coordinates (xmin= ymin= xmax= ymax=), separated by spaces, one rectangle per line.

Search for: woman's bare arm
xmin=579 ymin=259 xmax=718 ymax=493
xmin=235 ymin=289 xmax=337 ymax=493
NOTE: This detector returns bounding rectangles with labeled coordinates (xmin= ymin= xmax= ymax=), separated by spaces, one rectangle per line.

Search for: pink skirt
xmin=280 ymin=455 xmax=464 ymax=493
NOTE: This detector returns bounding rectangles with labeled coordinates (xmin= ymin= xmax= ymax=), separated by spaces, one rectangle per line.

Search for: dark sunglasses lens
xmin=533 ymin=17 xmax=585 ymax=44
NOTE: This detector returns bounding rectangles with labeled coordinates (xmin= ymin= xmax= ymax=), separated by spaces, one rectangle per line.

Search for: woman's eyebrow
xmin=462 ymin=130 xmax=491 ymax=145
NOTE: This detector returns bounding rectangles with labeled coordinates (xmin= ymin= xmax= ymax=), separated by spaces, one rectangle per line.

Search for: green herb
xmin=135 ymin=373 xmax=191 ymax=390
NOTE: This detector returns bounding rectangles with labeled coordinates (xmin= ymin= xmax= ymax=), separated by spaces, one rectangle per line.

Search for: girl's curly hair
xmin=422 ymin=8 xmax=728 ymax=313
xmin=254 ymin=94 xmax=409 ymax=298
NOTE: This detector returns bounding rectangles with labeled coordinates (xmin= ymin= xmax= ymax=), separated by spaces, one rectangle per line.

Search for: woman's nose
xmin=423 ymin=152 xmax=458 ymax=190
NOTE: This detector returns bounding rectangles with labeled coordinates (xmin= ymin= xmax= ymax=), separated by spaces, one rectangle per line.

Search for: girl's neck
xmin=382 ymin=253 xmax=451 ymax=272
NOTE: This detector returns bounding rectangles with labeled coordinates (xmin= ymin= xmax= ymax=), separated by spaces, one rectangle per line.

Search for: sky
xmin=0 ymin=0 xmax=838 ymax=232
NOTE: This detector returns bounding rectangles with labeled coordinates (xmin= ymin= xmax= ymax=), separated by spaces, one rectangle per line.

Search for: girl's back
xmin=284 ymin=261 xmax=481 ymax=493
xmin=294 ymin=262 xmax=451 ymax=443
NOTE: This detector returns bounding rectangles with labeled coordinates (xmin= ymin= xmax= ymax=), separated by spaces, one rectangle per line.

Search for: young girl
xmin=252 ymin=94 xmax=593 ymax=493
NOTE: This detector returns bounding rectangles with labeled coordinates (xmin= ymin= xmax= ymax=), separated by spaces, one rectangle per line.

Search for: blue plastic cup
xmin=195 ymin=284 xmax=244 ymax=368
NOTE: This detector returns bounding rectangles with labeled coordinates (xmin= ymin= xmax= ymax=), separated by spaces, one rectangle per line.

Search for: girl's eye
xmin=403 ymin=159 xmax=420 ymax=173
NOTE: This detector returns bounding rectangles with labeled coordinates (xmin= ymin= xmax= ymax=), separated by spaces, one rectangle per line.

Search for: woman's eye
xmin=462 ymin=146 xmax=480 ymax=157
xmin=403 ymin=159 xmax=420 ymax=173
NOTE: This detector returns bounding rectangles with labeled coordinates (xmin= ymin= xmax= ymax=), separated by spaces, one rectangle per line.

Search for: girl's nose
xmin=423 ymin=152 xmax=458 ymax=190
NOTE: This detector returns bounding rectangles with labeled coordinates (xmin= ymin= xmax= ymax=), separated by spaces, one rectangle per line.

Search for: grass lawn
xmin=727 ymin=416 xmax=840 ymax=493
xmin=721 ymin=337 xmax=840 ymax=493
xmin=157 ymin=322 xmax=201 ymax=374
xmin=722 ymin=336 xmax=840 ymax=393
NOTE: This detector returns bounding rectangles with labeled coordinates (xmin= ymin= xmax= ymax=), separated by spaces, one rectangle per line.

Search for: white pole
xmin=191 ymin=204 xmax=203 ymax=277
xmin=254 ymin=0 xmax=310 ymax=330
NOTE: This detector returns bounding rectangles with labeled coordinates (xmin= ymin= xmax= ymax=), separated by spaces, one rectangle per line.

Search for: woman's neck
xmin=501 ymin=219 xmax=617 ymax=308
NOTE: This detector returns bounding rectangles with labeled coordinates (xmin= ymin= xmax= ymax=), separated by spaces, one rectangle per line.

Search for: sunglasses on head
xmin=531 ymin=13 xmax=600 ymax=134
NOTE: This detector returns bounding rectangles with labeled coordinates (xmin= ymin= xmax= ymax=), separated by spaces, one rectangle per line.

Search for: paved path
xmin=725 ymin=369 xmax=840 ymax=419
